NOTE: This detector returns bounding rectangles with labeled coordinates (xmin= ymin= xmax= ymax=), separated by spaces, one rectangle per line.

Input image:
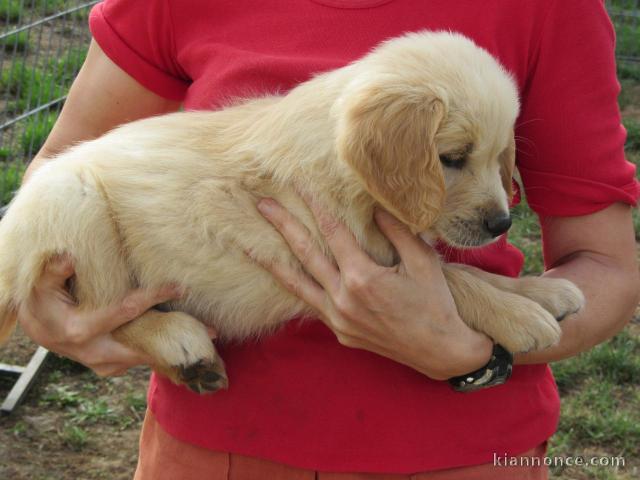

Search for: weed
xmin=60 ymin=424 xmax=88 ymax=451
xmin=11 ymin=421 xmax=27 ymax=437
xmin=41 ymin=384 xmax=82 ymax=409
xmin=72 ymin=398 xmax=121 ymax=426
xmin=125 ymin=391 xmax=147 ymax=414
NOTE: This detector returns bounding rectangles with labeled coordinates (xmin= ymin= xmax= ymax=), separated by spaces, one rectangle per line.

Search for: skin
xmin=17 ymin=40 xmax=640 ymax=380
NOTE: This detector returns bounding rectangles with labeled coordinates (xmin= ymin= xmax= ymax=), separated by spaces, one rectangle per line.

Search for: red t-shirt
xmin=89 ymin=0 xmax=638 ymax=473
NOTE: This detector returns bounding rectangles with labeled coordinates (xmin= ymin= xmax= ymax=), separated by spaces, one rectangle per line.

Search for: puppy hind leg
xmin=112 ymin=310 xmax=228 ymax=394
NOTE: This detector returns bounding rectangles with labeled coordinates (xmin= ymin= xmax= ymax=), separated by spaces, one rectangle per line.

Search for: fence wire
xmin=0 ymin=0 xmax=98 ymax=204
xmin=0 ymin=0 xmax=639 ymax=206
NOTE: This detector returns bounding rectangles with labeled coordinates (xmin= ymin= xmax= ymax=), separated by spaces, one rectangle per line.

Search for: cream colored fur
xmin=0 ymin=32 xmax=584 ymax=391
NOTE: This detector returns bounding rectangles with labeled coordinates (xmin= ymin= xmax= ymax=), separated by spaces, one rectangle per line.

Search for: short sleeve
xmin=516 ymin=0 xmax=639 ymax=216
xmin=89 ymin=0 xmax=189 ymax=101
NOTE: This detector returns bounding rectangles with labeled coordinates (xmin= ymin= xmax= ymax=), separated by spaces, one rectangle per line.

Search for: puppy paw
xmin=491 ymin=300 xmax=562 ymax=353
xmin=151 ymin=313 xmax=228 ymax=393
xmin=521 ymin=278 xmax=585 ymax=321
xmin=176 ymin=356 xmax=228 ymax=394
xmin=116 ymin=310 xmax=229 ymax=394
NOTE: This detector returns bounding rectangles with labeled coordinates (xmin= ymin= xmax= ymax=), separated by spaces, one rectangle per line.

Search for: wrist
xmin=444 ymin=327 xmax=493 ymax=378
xmin=418 ymin=319 xmax=493 ymax=380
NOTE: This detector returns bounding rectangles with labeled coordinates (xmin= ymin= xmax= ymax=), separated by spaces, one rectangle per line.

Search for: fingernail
xmin=257 ymin=198 xmax=276 ymax=216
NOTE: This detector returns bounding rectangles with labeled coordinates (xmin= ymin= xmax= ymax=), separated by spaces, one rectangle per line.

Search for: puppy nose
xmin=484 ymin=213 xmax=512 ymax=237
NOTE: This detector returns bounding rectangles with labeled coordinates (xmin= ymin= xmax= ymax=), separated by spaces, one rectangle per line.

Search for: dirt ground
xmin=0 ymin=328 xmax=148 ymax=480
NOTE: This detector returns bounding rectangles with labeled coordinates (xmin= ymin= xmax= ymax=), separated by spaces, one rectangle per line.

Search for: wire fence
xmin=0 ymin=0 xmax=639 ymax=206
xmin=609 ymin=0 xmax=640 ymax=66
xmin=0 ymin=0 xmax=98 ymax=204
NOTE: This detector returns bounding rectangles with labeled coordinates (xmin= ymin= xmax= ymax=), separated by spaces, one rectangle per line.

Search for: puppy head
xmin=335 ymin=31 xmax=519 ymax=247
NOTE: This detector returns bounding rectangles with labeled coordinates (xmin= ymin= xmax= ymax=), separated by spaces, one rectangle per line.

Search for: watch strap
xmin=448 ymin=343 xmax=513 ymax=392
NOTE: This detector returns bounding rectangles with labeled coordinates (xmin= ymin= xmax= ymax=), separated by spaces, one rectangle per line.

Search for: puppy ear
xmin=336 ymin=83 xmax=446 ymax=233
xmin=500 ymin=133 xmax=516 ymax=201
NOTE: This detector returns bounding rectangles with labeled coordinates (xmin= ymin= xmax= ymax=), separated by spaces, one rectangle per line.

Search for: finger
xmin=206 ymin=326 xmax=218 ymax=339
xmin=374 ymin=209 xmax=439 ymax=275
xmin=295 ymin=192 xmax=376 ymax=273
xmin=39 ymin=253 xmax=75 ymax=290
xmin=257 ymin=198 xmax=340 ymax=291
xmin=80 ymin=335 xmax=152 ymax=369
xmin=91 ymin=363 xmax=133 ymax=377
xmin=247 ymin=248 xmax=327 ymax=313
xmin=90 ymin=284 xmax=184 ymax=335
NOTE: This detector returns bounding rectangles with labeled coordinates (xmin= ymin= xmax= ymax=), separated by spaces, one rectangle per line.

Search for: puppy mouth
xmin=433 ymin=218 xmax=499 ymax=249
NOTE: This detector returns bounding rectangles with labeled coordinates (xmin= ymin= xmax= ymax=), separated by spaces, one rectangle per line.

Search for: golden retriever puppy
xmin=0 ymin=32 xmax=583 ymax=392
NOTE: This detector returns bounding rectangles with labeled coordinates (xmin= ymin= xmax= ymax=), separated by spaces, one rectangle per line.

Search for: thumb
xmin=374 ymin=208 xmax=439 ymax=274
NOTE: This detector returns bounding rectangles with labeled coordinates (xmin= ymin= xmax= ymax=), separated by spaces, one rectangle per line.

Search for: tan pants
xmin=134 ymin=410 xmax=548 ymax=480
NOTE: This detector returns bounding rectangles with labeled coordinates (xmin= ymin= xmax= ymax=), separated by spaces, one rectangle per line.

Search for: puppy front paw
xmin=522 ymin=278 xmax=585 ymax=321
xmin=491 ymin=299 xmax=562 ymax=353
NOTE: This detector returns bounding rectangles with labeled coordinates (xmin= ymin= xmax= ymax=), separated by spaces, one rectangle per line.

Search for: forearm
xmin=515 ymin=252 xmax=640 ymax=364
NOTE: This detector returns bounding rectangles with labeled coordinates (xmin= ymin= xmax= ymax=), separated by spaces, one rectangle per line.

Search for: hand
xmin=254 ymin=196 xmax=493 ymax=380
xmin=17 ymin=254 xmax=187 ymax=376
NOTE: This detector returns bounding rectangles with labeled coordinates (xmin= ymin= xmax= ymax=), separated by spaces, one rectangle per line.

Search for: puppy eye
xmin=439 ymin=153 xmax=466 ymax=169
xmin=439 ymin=144 xmax=472 ymax=169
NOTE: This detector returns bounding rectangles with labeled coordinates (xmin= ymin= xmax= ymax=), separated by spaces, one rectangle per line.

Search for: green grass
xmin=1 ymin=63 xmax=67 ymax=114
xmin=60 ymin=424 xmax=88 ymax=451
xmin=619 ymin=78 xmax=640 ymax=110
xmin=624 ymin=118 xmax=640 ymax=151
xmin=550 ymin=331 xmax=640 ymax=477
xmin=0 ymin=60 xmax=31 ymax=96
xmin=34 ymin=0 xmax=67 ymax=16
xmin=21 ymin=112 xmax=57 ymax=155
xmin=509 ymin=199 xmax=544 ymax=274
xmin=618 ymin=63 xmax=640 ymax=82
xmin=615 ymin=23 xmax=640 ymax=59
xmin=41 ymin=379 xmax=146 ymax=436
xmin=0 ymin=162 xmax=25 ymax=204
xmin=1 ymin=31 xmax=30 ymax=53
xmin=0 ymin=0 xmax=21 ymax=23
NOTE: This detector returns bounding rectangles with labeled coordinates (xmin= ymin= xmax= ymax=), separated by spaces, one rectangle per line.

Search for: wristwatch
xmin=448 ymin=343 xmax=513 ymax=392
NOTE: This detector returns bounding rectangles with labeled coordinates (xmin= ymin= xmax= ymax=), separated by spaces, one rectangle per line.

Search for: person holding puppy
xmin=17 ymin=1 xmax=639 ymax=479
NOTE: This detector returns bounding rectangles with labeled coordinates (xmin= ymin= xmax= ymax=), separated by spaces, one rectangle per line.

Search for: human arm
xmin=515 ymin=202 xmax=640 ymax=364
xmin=17 ymin=39 xmax=184 ymax=376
